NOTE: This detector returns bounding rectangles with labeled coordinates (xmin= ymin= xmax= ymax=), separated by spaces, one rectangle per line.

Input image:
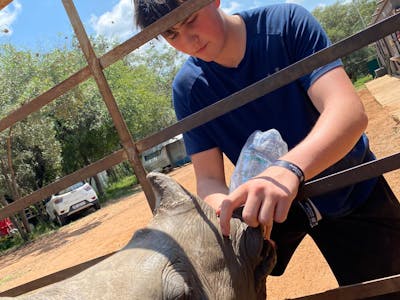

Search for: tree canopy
xmin=312 ymin=0 xmax=377 ymax=80
xmin=0 ymin=39 xmax=180 ymax=200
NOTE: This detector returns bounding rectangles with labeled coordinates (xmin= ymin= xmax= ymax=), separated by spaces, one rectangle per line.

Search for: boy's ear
xmin=214 ymin=0 xmax=220 ymax=8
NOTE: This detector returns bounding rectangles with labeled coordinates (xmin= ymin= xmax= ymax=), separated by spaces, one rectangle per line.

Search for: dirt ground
xmin=0 ymin=87 xmax=399 ymax=299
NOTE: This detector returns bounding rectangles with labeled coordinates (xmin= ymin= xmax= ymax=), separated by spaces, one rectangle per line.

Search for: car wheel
xmin=55 ymin=213 xmax=67 ymax=226
xmin=93 ymin=200 xmax=101 ymax=210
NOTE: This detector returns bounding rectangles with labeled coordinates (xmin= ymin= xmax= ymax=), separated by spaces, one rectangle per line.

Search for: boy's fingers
xmin=261 ymin=224 xmax=272 ymax=240
xmin=219 ymin=200 xmax=234 ymax=237
xmin=219 ymin=189 xmax=247 ymax=236
xmin=241 ymin=192 xmax=263 ymax=227
xmin=259 ymin=198 xmax=275 ymax=239
xmin=273 ymin=200 xmax=291 ymax=223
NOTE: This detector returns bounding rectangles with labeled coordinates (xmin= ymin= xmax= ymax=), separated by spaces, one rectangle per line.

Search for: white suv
xmin=46 ymin=182 xmax=100 ymax=226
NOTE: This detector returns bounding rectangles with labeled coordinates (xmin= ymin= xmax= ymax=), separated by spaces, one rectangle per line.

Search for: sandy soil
xmin=0 ymin=87 xmax=399 ymax=299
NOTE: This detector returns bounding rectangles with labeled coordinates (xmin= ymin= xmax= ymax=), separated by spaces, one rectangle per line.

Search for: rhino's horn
xmin=147 ymin=172 xmax=195 ymax=211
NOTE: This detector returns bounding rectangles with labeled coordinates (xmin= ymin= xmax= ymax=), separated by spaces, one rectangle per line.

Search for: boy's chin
xmin=193 ymin=55 xmax=213 ymax=62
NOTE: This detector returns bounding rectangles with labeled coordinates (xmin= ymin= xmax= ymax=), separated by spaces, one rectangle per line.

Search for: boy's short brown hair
xmin=134 ymin=0 xmax=186 ymax=29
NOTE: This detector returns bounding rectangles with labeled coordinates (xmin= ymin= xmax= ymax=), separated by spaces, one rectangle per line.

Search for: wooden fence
xmin=0 ymin=0 xmax=400 ymax=298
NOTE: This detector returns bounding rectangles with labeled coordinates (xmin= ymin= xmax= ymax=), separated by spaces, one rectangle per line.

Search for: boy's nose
xmin=185 ymin=34 xmax=200 ymax=51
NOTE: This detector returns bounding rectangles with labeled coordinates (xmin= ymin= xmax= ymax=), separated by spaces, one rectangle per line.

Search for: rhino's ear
xmin=147 ymin=172 xmax=195 ymax=210
xmin=243 ymin=227 xmax=277 ymax=288
xmin=254 ymin=239 xmax=276 ymax=282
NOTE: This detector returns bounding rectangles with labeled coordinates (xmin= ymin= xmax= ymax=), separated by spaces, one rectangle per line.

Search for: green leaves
xmin=312 ymin=0 xmax=377 ymax=81
xmin=1 ymin=36 xmax=181 ymax=198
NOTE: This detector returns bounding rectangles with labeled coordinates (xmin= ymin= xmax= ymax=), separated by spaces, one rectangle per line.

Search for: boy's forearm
xmin=281 ymin=99 xmax=367 ymax=181
xmin=197 ymin=177 xmax=229 ymax=211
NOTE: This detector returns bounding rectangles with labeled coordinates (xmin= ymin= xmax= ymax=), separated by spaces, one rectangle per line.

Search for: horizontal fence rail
xmin=0 ymin=0 xmax=12 ymax=10
xmin=0 ymin=150 xmax=126 ymax=219
xmin=0 ymin=252 xmax=116 ymax=297
xmin=290 ymin=274 xmax=400 ymax=300
xmin=303 ymin=152 xmax=400 ymax=197
xmin=0 ymin=8 xmax=399 ymax=220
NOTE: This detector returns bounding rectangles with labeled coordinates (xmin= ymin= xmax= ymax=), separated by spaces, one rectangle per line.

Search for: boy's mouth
xmin=195 ymin=43 xmax=208 ymax=55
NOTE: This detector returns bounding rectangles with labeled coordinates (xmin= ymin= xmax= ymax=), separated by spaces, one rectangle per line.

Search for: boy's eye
xmin=186 ymin=15 xmax=197 ymax=24
xmin=164 ymin=30 xmax=178 ymax=40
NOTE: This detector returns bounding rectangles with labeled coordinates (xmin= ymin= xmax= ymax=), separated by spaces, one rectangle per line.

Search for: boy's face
xmin=162 ymin=1 xmax=225 ymax=62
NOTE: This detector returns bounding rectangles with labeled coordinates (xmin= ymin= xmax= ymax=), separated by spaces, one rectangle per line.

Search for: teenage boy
xmin=134 ymin=0 xmax=400 ymax=292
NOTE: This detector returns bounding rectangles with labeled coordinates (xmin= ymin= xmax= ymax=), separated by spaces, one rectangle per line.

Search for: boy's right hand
xmin=218 ymin=165 xmax=301 ymax=239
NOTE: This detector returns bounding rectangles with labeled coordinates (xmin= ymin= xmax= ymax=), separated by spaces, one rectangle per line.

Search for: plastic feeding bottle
xmin=229 ymin=129 xmax=288 ymax=193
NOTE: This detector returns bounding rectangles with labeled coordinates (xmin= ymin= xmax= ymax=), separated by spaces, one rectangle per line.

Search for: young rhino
xmin=3 ymin=172 xmax=276 ymax=300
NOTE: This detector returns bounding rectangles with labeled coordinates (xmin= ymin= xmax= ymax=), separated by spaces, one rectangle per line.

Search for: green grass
xmin=0 ymin=269 xmax=27 ymax=288
xmin=0 ymin=234 xmax=23 ymax=253
xmin=0 ymin=221 xmax=58 ymax=255
xmin=104 ymin=175 xmax=138 ymax=202
xmin=0 ymin=273 xmax=18 ymax=286
xmin=353 ymin=74 xmax=373 ymax=90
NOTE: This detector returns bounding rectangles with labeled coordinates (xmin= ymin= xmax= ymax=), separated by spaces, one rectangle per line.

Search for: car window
xmin=56 ymin=182 xmax=85 ymax=195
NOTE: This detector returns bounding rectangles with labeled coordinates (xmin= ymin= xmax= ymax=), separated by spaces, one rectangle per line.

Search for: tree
xmin=0 ymin=45 xmax=63 ymax=193
xmin=108 ymin=42 xmax=182 ymax=139
xmin=0 ymin=37 xmax=182 ymax=206
xmin=312 ymin=0 xmax=377 ymax=80
xmin=0 ymin=45 xmax=63 ymax=237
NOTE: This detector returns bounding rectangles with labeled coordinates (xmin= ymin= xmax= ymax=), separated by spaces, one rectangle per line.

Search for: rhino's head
xmin=126 ymin=172 xmax=277 ymax=299
xmin=5 ymin=172 xmax=276 ymax=300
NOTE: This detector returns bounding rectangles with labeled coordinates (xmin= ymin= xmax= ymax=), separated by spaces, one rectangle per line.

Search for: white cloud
xmin=285 ymin=0 xmax=304 ymax=5
xmin=0 ymin=0 xmax=22 ymax=36
xmin=222 ymin=1 xmax=242 ymax=14
xmin=90 ymin=0 xmax=136 ymax=42
xmin=314 ymin=3 xmax=327 ymax=9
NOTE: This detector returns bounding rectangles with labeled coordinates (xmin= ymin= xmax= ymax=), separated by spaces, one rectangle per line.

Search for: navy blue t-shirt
xmin=172 ymin=4 xmax=376 ymax=217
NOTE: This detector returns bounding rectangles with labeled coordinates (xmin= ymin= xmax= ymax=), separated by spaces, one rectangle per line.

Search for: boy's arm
xmin=219 ymin=66 xmax=368 ymax=238
xmin=191 ymin=147 xmax=229 ymax=211
xmin=283 ymin=66 xmax=368 ymax=179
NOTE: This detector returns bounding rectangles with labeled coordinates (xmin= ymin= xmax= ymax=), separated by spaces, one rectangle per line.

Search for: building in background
xmin=371 ymin=0 xmax=400 ymax=76
xmin=141 ymin=135 xmax=190 ymax=173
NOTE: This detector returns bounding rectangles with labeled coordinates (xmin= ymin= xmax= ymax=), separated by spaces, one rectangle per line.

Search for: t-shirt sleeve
xmin=172 ymin=71 xmax=217 ymax=156
xmin=285 ymin=4 xmax=343 ymax=90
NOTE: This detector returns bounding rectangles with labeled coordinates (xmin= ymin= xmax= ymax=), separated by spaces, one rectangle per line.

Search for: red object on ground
xmin=0 ymin=218 xmax=14 ymax=236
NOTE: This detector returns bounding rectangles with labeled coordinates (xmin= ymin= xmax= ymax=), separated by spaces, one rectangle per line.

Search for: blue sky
xmin=0 ymin=0 xmax=339 ymax=51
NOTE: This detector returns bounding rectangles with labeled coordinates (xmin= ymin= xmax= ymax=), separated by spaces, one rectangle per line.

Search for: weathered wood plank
xmin=303 ymin=152 xmax=400 ymax=197
xmin=99 ymin=0 xmax=214 ymax=69
xmin=289 ymin=274 xmax=400 ymax=300
xmin=0 ymin=252 xmax=116 ymax=297
xmin=0 ymin=149 xmax=126 ymax=219
xmin=0 ymin=0 xmax=12 ymax=10
xmin=0 ymin=67 xmax=91 ymax=133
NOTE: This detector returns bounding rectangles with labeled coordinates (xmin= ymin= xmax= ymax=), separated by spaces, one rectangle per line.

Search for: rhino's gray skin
xmin=4 ymin=172 xmax=276 ymax=300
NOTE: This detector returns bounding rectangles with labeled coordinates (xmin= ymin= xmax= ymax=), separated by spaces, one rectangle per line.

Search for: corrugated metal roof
xmin=141 ymin=135 xmax=184 ymax=155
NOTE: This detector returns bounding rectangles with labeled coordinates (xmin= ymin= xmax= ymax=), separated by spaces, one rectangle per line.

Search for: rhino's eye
xmin=163 ymin=266 xmax=192 ymax=299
